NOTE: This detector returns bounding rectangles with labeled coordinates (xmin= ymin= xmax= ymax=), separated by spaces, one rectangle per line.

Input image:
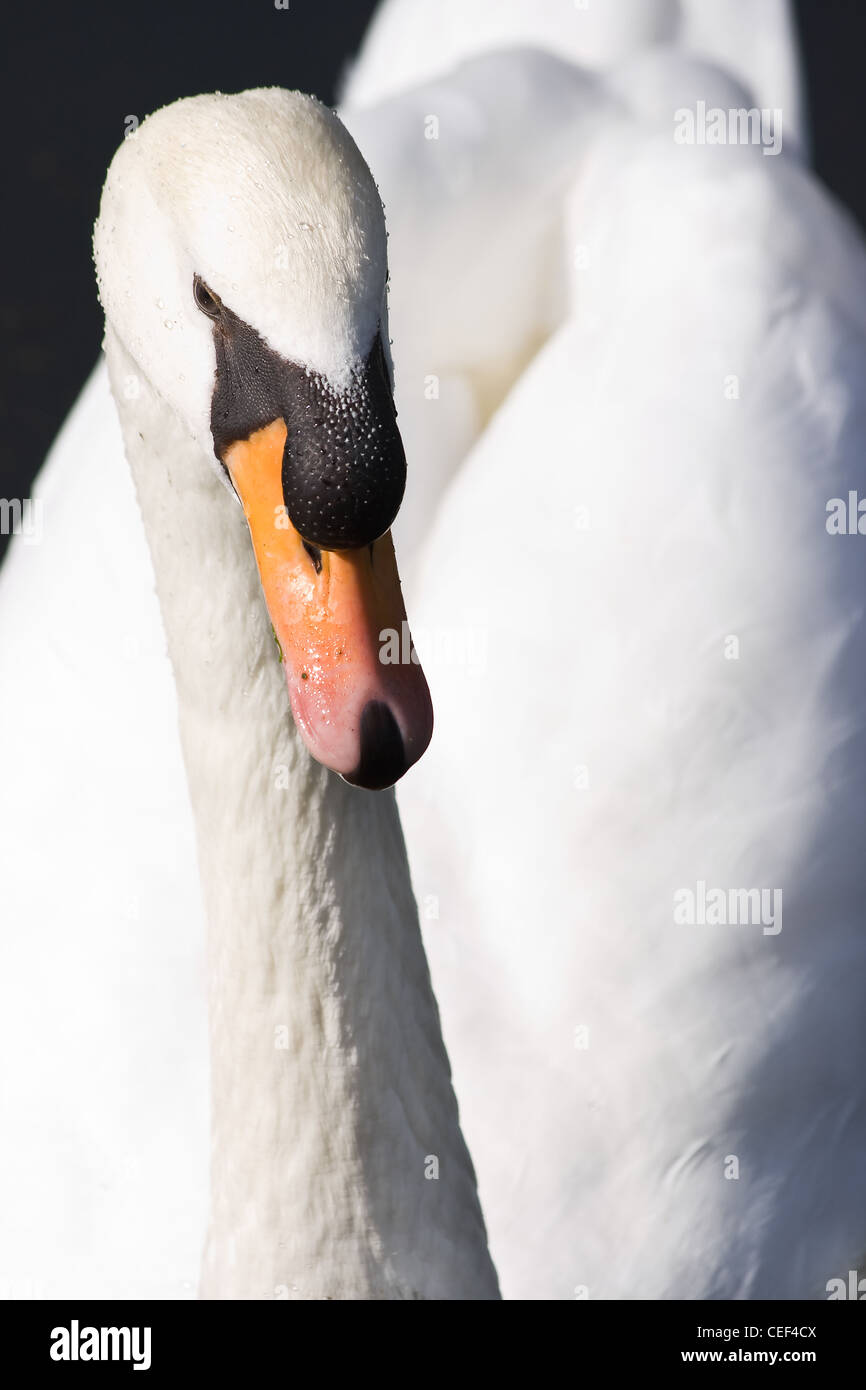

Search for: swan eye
xmin=193 ymin=276 xmax=221 ymax=318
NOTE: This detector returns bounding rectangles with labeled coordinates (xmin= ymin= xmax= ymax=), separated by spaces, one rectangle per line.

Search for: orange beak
xmin=224 ymin=419 xmax=433 ymax=789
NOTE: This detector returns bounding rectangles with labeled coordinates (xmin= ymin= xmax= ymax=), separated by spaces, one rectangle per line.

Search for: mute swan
xmin=0 ymin=88 xmax=498 ymax=1300
xmin=3 ymin=1 xmax=864 ymax=1304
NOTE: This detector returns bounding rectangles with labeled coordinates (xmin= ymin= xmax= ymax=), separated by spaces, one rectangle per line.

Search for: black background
xmin=0 ymin=0 xmax=863 ymax=565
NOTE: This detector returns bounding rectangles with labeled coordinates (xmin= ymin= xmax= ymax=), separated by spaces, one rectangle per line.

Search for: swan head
xmin=94 ymin=88 xmax=432 ymax=789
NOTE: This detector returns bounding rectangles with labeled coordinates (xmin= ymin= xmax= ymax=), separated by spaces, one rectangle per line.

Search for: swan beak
xmin=224 ymin=419 xmax=433 ymax=790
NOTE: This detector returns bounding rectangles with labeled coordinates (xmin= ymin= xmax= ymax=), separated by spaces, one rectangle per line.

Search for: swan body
xmin=393 ymin=61 xmax=866 ymax=1297
xmin=343 ymin=0 xmax=805 ymax=153
xmin=0 ymin=362 xmax=208 ymax=1298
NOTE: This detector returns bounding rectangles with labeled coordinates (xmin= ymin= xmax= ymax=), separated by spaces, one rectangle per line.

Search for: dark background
xmin=0 ymin=0 xmax=863 ymax=565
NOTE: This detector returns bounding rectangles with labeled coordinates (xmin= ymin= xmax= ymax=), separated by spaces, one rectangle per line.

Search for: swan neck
xmin=103 ymin=327 xmax=498 ymax=1299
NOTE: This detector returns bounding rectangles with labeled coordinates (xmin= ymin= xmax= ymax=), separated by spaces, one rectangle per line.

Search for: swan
xmin=0 ymin=87 xmax=498 ymax=1300
xmin=3 ymin=0 xmax=865 ymax=1303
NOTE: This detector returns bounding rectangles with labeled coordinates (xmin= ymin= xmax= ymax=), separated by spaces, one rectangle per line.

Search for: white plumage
xmin=396 ymin=91 xmax=866 ymax=1296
